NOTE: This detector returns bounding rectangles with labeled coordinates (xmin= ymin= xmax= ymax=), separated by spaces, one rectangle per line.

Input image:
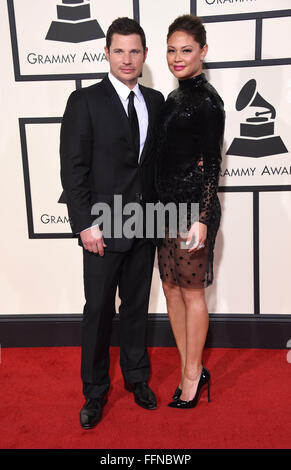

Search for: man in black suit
xmin=60 ymin=17 xmax=164 ymax=429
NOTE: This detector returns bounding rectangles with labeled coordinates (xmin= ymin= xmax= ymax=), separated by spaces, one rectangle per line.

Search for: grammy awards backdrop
xmin=1 ymin=0 xmax=291 ymax=347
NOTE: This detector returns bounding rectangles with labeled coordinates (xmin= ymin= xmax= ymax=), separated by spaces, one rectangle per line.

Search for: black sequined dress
xmin=156 ymin=73 xmax=225 ymax=288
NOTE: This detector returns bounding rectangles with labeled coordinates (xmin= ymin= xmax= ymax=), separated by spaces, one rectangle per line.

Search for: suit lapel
xmin=139 ymin=85 xmax=154 ymax=166
xmin=100 ymin=76 xmax=133 ymax=151
xmin=100 ymin=77 xmax=155 ymax=166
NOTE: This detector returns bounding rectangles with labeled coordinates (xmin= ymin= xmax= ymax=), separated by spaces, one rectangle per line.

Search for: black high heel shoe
xmin=168 ymin=367 xmax=210 ymax=409
xmin=172 ymin=386 xmax=182 ymax=401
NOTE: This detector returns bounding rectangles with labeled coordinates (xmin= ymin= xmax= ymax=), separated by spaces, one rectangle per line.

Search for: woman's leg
xmin=180 ymin=287 xmax=209 ymax=401
xmin=162 ymin=281 xmax=186 ymax=389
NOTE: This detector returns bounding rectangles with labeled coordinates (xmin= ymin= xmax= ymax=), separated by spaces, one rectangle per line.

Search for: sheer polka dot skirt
xmin=158 ymin=231 xmax=210 ymax=289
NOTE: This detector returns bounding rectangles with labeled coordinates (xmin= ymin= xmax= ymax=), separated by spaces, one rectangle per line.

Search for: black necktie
xmin=127 ymin=91 xmax=140 ymax=159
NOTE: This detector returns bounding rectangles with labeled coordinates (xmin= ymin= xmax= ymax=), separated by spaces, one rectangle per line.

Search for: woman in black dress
xmin=156 ymin=15 xmax=225 ymax=409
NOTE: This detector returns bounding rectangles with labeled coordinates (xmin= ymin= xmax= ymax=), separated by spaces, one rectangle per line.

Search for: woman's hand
xmin=185 ymin=221 xmax=207 ymax=253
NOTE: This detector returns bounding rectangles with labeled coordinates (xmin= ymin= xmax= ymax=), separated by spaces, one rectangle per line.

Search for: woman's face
xmin=167 ymin=31 xmax=208 ymax=80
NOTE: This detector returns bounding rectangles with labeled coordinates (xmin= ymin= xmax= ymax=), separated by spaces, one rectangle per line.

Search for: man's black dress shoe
xmin=124 ymin=381 xmax=157 ymax=410
xmin=80 ymin=395 xmax=107 ymax=429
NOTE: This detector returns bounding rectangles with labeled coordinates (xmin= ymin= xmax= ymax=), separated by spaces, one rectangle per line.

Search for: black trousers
xmin=81 ymin=237 xmax=156 ymax=399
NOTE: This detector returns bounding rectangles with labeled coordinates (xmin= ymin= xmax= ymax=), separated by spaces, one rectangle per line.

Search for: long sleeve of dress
xmin=198 ymin=98 xmax=225 ymax=226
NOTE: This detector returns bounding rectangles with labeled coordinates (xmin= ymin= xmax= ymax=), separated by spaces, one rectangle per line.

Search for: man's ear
xmin=143 ymin=47 xmax=148 ymax=63
xmin=104 ymin=46 xmax=110 ymax=61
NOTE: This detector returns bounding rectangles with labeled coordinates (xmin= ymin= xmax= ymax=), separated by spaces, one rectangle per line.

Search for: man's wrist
xmin=78 ymin=224 xmax=99 ymax=235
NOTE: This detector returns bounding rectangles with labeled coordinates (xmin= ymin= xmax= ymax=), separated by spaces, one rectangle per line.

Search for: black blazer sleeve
xmin=60 ymin=89 xmax=93 ymax=234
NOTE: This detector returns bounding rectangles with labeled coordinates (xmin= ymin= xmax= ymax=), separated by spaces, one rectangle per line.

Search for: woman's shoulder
xmin=166 ymin=87 xmax=180 ymax=100
xmin=199 ymin=82 xmax=225 ymax=129
xmin=203 ymin=82 xmax=224 ymax=109
xmin=165 ymin=87 xmax=192 ymax=108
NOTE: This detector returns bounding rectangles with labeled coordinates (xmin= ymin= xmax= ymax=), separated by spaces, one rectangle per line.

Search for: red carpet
xmin=0 ymin=347 xmax=291 ymax=449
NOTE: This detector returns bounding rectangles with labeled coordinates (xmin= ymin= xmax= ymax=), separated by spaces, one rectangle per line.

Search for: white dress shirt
xmin=108 ymin=72 xmax=149 ymax=161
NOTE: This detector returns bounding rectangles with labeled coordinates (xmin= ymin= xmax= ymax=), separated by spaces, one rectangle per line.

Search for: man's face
xmin=105 ymin=33 xmax=148 ymax=88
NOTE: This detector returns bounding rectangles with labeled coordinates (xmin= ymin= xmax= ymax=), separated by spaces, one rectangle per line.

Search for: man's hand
xmin=80 ymin=225 xmax=107 ymax=256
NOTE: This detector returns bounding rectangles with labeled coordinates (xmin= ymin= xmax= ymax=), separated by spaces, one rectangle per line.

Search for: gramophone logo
xmin=227 ymin=79 xmax=288 ymax=158
xmin=46 ymin=0 xmax=105 ymax=43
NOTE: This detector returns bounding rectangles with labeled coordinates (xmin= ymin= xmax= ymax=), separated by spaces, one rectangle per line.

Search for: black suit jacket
xmin=60 ymin=75 xmax=164 ymax=251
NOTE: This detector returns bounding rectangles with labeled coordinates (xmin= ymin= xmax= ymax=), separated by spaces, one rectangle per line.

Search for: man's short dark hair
xmin=106 ymin=17 xmax=146 ymax=51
